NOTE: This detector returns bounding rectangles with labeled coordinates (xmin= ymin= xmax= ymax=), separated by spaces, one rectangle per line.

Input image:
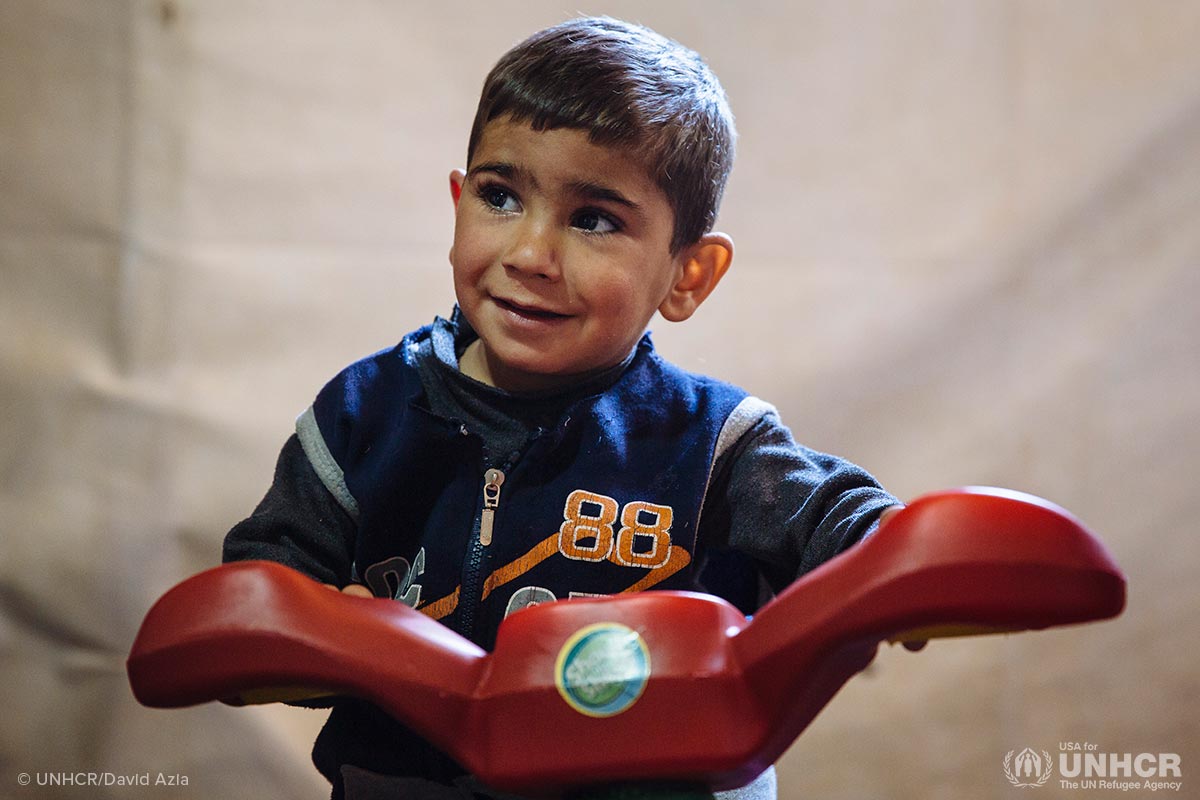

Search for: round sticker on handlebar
xmin=555 ymin=622 xmax=651 ymax=718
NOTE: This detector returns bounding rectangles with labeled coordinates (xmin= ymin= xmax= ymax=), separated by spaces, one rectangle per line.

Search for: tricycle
xmin=128 ymin=487 xmax=1125 ymax=798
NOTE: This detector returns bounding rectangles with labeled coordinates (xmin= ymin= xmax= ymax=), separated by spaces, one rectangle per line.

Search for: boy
xmin=224 ymin=16 xmax=899 ymax=800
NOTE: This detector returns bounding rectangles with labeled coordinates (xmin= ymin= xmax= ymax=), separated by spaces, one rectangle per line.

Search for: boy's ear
xmin=448 ymin=170 xmax=465 ymax=264
xmin=658 ymin=233 xmax=734 ymax=323
xmin=449 ymin=169 xmax=466 ymax=208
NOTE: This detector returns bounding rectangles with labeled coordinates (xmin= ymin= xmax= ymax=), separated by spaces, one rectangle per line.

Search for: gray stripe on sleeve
xmin=295 ymin=406 xmax=360 ymax=522
xmin=713 ymin=396 xmax=777 ymax=464
xmin=694 ymin=395 xmax=777 ymax=545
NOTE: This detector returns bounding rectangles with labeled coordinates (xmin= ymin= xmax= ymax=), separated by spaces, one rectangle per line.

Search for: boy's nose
xmin=502 ymin=218 xmax=561 ymax=280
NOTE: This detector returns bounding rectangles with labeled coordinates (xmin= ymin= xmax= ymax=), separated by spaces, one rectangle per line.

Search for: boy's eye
xmin=572 ymin=209 xmax=620 ymax=235
xmin=480 ymin=185 xmax=520 ymax=213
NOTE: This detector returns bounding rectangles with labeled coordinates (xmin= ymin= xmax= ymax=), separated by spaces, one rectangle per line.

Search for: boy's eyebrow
xmin=467 ymin=162 xmax=643 ymax=214
xmin=468 ymin=162 xmax=524 ymax=183
xmin=565 ymin=180 xmax=643 ymax=213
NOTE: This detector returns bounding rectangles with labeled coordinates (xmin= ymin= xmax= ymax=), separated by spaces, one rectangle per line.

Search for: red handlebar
xmin=127 ymin=488 xmax=1124 ymax=794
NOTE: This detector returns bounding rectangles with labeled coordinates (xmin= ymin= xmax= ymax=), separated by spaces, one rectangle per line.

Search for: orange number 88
xmin=558 ymin=490 xmax=672 ymax=569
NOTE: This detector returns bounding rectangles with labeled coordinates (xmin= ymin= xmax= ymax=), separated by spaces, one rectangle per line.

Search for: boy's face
xmin=448 ymin=117 xmax=689 ymax=393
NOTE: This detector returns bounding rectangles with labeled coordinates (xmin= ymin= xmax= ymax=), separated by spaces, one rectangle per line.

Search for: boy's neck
xmin=458 ymin=338 xmax=635 ymax=396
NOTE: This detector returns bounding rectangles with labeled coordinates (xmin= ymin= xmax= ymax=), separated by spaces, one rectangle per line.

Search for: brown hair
xmin=467 ymin=17 xmax=736 ymax=254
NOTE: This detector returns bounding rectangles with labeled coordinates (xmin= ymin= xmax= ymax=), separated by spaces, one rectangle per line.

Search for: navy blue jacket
xmin=225 ymin=318 xmax=897 ymax=796
xmin=298 ymin=325 xmax=768 ymax=648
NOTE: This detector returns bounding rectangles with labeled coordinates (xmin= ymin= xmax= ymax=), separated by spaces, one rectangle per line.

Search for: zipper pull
xmin=479 ymin=468 xmax=505 ymax=546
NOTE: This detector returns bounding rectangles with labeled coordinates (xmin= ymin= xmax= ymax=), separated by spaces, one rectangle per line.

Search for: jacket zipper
xmin=459 ymin=467 xmax=505 ymax=638
xmin=478 ymin=468 xmax=504 ymax=545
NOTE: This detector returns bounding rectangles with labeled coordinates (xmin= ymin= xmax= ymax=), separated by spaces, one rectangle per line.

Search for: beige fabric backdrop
xmin=2 ymin=1 xmax=1197 ymax=798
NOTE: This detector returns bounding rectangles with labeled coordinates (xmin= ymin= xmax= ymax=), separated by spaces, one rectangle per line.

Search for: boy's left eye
xmin=572 ymin=209 xmax=620 ymax=235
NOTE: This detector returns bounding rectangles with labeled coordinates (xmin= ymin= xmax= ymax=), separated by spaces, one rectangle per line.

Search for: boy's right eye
xmin=479 ymin=185 xmax=520 ymax=213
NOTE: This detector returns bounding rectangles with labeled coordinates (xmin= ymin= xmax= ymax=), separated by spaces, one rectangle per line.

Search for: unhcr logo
xmin=1004 ymin=748 xmax=1054 ymax=788
xmin=1003 ymin=744 xmax=1183 ymax=791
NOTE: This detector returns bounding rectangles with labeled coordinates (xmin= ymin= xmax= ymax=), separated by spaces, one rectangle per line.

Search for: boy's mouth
xmin=494 ymin=297 xmax=570 ymax=321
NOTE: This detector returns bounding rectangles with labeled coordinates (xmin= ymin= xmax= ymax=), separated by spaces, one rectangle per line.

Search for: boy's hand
xmin=878 ymin=504 xmax=904 ymax=528
xmin=322 ymin=583 xmax=374 ymax=598
xmin=876 ymin=505 xmax=927 ymax=651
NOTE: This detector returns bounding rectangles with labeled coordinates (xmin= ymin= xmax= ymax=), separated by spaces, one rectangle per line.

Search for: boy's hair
xmin=468 ymin=17 xmax=735 ymax=254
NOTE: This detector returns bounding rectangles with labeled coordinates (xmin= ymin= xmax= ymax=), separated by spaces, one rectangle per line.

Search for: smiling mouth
xmin=494 ymin=297 xmax=570 ymax=321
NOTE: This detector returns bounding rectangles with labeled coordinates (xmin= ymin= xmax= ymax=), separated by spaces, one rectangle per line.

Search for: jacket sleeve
xmin=221 ymin=433 xmax=358 ymax=587
xmin=700 ymin=410 xmax=899 ymax=595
